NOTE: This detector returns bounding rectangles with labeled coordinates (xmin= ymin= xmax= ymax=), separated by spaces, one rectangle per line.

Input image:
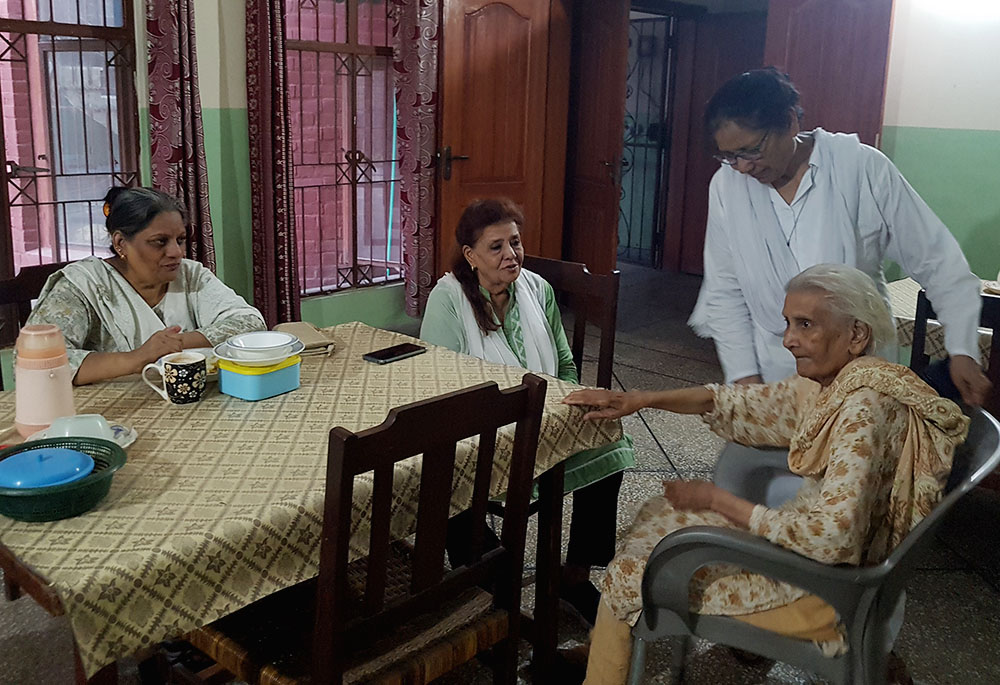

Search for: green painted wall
xmin=139 ymin=107 xmax=151 ymax=185
xmin=300 ymin=283 xmax=420 ymax=336
xmin=881 ymin=126 xmax=1000 ymax=281
xmin=202 ymin=108 xmax=254 ymax=301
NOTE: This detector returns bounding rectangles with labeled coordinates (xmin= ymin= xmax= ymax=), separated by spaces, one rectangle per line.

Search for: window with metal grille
xmin=285 ymin=0 xmax=402 ymax=295
xmin=0 ymin=0 xmax=139 ymax=276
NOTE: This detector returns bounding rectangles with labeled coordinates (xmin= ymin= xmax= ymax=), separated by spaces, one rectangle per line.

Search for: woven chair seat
xmin=186 ymin=540 xmax=509 ymax=684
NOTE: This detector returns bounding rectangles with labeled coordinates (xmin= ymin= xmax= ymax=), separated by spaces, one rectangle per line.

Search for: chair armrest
xmin=641 ymin=526 xmax=888 ymax=630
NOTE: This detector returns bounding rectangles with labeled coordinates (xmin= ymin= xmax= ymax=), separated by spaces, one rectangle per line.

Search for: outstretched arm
xmin=562 ymin=386 xmax=714 ymax=421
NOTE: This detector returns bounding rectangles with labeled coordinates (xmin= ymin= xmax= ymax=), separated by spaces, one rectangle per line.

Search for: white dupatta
xmin=439 ymin=270 xmax=558 ymax=376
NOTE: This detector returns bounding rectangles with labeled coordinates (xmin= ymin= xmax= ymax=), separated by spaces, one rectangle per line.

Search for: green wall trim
xmin=301 ymin=283 xmax=420 ymax=336
xmin=881 ymin=126 xmax=1000 ymax=280
xmin=202 ymin=108 xmax=254 ymax=301
xmin=139 ymin=107 xmax=151 ymax=186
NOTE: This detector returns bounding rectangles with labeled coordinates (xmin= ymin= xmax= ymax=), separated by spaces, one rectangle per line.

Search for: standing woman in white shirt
xmin=688 ymin=67 xmax=990 ymax=406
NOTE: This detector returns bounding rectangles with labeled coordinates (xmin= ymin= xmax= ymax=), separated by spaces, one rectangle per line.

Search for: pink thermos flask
xmin=14 ymin=324 xmax=76 ymax=438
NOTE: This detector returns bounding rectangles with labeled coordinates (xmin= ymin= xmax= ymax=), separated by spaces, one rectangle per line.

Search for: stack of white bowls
xmin=213 ymin=331 xmax=305 ymax=368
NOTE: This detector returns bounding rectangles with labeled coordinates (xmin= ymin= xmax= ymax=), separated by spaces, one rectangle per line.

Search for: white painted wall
xmin=883 ymin=0 xmax=1000 ymax=131
xmin=193 ymin=0 xmax=247 ymax=110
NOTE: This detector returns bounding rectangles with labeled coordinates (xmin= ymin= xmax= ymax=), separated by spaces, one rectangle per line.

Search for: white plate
xmin=26 ymin=423 xmax=138 ymax=450
xmin=213 ymin=339 xmax=305 ymax=368
xmin=155 ymin=347 xmax=219 ymax=379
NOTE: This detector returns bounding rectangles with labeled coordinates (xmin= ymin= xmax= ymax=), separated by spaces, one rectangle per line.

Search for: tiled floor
xmin=2 ymin=263 xmax=999 ymax=684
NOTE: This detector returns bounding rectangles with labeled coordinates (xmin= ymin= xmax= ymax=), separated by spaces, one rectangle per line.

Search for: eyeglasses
xmin=713 ymin=131 xmax=770 ymax=166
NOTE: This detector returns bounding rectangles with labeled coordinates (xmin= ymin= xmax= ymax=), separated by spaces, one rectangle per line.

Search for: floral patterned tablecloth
xmin=0 ymin=322 xmax=622 ymax=677
xmin=887 ymin=277 xmax=993 ymax=368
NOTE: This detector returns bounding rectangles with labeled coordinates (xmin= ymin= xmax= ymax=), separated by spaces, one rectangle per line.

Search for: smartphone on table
xmin=362 ymin=342 xmax=427 ymax=365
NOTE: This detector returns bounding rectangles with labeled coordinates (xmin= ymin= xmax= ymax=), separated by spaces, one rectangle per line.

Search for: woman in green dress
xmin=421 ymin=197 xmax=634 ymax=623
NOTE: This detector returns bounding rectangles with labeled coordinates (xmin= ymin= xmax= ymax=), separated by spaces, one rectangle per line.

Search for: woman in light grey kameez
xmin=27 ymin=187 xmax=265 ymax=385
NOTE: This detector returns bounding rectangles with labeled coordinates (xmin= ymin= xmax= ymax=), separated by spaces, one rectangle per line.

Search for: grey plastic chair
xmin=712 ymin=443 xmax=802 ymax=508
xmin=627 ymin=408 xmax=1000 ymax=685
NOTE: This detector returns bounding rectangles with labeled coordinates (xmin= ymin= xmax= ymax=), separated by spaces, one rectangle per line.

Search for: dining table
xmin=0 ymin=321 xmax=623 ymax=681
xmin=887 ymin=277 xmax=994 ymax=367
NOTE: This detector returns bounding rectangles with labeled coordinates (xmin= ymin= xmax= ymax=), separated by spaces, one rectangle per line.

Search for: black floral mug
xmin=142 ymin=352 xmax=207 ymax=404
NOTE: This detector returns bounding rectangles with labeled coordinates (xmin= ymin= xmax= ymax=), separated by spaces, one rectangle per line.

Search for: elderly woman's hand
xmin=662 ymin=480 xmax=717 ymax=511
xmin=563 ymin=389 xmax=646 ymax=420
xmin=135 ymin=325 xmax=185 ymax=366
xmin=663 ymin=479 xmax=755 ymax=528
xmin=949 ymin=354 xmax=992 ymax=407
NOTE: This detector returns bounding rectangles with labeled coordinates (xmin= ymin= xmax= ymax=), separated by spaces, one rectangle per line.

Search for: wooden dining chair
xmin=0 ymin=260 xmax=71 ymax=390
xmin=521 ymin=255 xmax=621 ymax=390
xmin=174 ymin=373 xmax=546 ymax=685
xmin=909 ymin=288 xmax=1000 ymax=417
xmin=0 ymin=261 xmax=70 ymax=329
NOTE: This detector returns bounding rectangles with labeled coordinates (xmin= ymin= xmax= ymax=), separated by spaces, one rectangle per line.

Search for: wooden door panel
xmin=678 ymin=13 xmax=766 ymax=274
xmin=765 ymin=0 xmax=893 ymax=146
xmin=439 ymin=0 xmax=549 ymax=275
xmin=564 ymin=0 xmax=629 ymax=274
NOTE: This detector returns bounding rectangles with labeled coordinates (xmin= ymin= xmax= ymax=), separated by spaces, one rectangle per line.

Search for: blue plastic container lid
xmin=0 ymin=448 xmax=95 ymax=489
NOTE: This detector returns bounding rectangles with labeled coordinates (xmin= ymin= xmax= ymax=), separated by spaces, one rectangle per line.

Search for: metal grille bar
xmin=618 ymin=15 xmax=675 ymax=268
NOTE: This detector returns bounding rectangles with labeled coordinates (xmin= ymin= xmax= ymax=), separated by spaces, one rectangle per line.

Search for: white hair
xmin=785 ymin=264 xmax=896 ymax=355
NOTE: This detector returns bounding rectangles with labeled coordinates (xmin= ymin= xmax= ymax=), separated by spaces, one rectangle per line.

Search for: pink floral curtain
xmin=246 ymin=0 xmax=300 ymax=325
xmin=392 ymin=0 xmax=439 ymax=316
xmin=146 ymin=0 xmax=215 ymax=270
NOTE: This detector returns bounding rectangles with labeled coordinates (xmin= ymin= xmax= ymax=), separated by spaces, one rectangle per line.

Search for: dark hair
xmin=103 ymin=186 xmax=186 ymax=253
xmin=704 ymin=67 xmax=804 ymax=139
xmin=451 ymin=198 xmax=525 ymax=333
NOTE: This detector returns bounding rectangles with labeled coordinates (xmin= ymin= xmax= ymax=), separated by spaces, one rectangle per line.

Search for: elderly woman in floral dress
xmin=27 ymin=187 xmax=265 ymax=385
xmin=564 ymin=264 xmax=969 ymax=685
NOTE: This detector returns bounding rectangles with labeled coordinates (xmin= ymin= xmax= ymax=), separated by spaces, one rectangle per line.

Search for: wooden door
xmin=675 ymin=13 xmax=767 ymax=274
xmin=562 ymin=0 xmax=629 ymax=275
xmin=438 ymin=0 xmax=551 ymax=275
xmin=765 ymin=0 xmax=894 ymax=146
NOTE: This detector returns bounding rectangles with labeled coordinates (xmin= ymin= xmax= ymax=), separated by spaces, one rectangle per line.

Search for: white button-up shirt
xmin=689 ymin=128 xmax=981 ymax=383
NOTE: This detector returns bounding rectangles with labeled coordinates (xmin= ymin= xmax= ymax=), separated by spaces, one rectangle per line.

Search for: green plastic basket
xmin=0 ymin=437 xmax=127 ymax=522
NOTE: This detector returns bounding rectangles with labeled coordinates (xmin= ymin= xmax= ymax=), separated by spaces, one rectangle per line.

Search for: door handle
xmin=601 ymin=159 xmax=624 ymax=185
xmin=6 ymin=160 xmax=50 ymax=177
xmin=437 ymin=146 xmax=470 ymax=181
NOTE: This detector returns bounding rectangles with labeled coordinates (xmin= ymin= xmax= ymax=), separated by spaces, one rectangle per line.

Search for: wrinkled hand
xmin=136 ymin=325 xmax=184 ymax=367
xmin=562 ymin=389 xmax=645 ymax=420
xmin=662 ymin=479 xmax=717 ymax=512
xmin=949 ymin=355 xmax=992 ymax=407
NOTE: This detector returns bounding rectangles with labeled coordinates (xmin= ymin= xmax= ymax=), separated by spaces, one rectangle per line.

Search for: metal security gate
xmin=0 ymin=0 xmax=139 ymax=279
xmin=617 ymin=14 xmax=675 ymax=267
xmin=285 ymin=0 xmax=402 ymax=294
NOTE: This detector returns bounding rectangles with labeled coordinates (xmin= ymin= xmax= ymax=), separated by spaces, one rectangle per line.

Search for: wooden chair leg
xmin=3 ymin=573 xmax=21 ymax=601
xmin=532 ymin=464 xmax=565 ymax=678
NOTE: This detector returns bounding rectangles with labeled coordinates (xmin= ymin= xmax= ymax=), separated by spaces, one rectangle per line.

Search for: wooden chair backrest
xmin=910 ymin=289 xmax=1000 ymax=416
xmin=0 ymin=262 xmax=71 ymax=388
xmin=312 ymin=373 xmax=547 ymax=682
xmin=0 ymin=261 xmax=70 ymax=327
xmin=522 ymin=255 xmax=620 ymax=389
